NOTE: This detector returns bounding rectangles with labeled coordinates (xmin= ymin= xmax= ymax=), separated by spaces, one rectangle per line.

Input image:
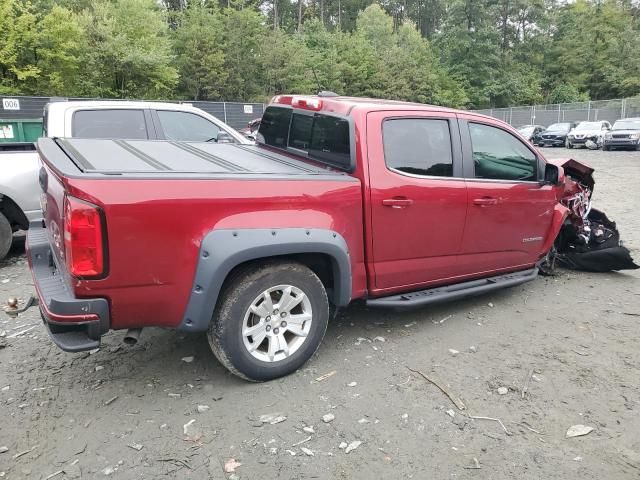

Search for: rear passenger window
xmin=72 ymin=109 xmax=148 ymax=139
xmin=383 ymin=119 xmax=453 ymax=177
xmin=469 ymin=123 xmax=537 ymax=181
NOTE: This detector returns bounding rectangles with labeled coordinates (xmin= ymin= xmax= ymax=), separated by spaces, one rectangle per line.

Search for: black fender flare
xmin=178 ymin=228 xmax=352 ymax=332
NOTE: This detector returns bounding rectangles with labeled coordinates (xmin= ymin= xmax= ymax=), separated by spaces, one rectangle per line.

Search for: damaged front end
xmin=545 ymin=159 xmax=638 ymax=273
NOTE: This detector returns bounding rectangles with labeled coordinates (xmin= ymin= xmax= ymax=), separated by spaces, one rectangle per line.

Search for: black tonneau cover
xmin=42 ymin=138 xmax=344 ymax=177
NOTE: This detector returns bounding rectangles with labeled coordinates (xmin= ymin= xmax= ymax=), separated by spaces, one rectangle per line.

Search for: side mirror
xmin=216 ymin=131 xmax=234 ymax=144
xmin=543 ymin=163 xmax=561 ymax=186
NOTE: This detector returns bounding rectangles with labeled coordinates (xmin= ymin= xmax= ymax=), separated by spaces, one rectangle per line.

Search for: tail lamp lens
xmin=63 ymin=196 xmax=105 ymax=277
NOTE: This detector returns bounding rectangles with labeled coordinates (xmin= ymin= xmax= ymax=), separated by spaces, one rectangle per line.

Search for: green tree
xmin=173 ymin=4 xmax=227 ymax=100
xmin=220 ymin=7 xmax=266 ymax=101
xmin=34 ymin=5 xmax=88 ymax=95
xmin=79 ymin=0 xmax=177 ymax=98
xmin=258 ymin=30 xmax=314 ymax=98
xmin=0 ymin=0 xmax=39 ymax=94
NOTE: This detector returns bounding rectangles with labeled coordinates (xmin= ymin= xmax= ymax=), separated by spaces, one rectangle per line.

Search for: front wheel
xmin=0 ymin=212 xmax=12 ymax=261
xmin=208 ymin=261 xmax=329 ymax=381
xmin=566 ymin=140 xmax=573 ymax=149
xmin=603 ymin=145 xmax=610 ymax=151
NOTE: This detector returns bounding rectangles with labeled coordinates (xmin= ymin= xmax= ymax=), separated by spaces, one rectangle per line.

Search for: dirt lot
xmin=1 ymin=148 xmax=639 ymax=480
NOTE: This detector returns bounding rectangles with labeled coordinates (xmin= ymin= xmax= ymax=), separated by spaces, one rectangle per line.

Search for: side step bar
xmin=366 ymin=268 xmax=538 ymax=308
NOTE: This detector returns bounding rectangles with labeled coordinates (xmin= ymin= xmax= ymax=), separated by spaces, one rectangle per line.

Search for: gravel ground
xmin=1 ymin=148 xmax=639 ymax=479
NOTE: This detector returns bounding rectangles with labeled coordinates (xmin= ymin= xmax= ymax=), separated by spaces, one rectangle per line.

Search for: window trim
xmin=154 ymin=109 xmax=223 ymax=142
xmin=256 ymin=105 xmax=357 ymax=173
xmin=71 ymin=108 xmax=150 ymax=140
xmin=380 ymin=115 xmax=463 ymax=180
xmin=461 ymin=119 xmax=543 ymax=184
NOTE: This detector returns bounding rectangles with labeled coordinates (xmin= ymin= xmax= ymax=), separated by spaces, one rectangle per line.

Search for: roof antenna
xmin=310 ymin=66 xmax=324 ymax=94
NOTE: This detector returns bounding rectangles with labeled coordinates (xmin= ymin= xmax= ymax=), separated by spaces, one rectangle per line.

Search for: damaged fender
xmin=545 ymin=158 xmax=638 ymax=272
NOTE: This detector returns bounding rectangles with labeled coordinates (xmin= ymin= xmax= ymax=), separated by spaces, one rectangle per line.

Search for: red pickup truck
xmin=28 ymin=94 xmax=589 ymax=381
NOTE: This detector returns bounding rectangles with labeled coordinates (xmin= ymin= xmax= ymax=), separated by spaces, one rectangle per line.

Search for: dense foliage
xmin=1 ymin=0 xmax=639 ymax=108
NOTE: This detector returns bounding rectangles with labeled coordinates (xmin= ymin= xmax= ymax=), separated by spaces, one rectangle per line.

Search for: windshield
xmin=612 ymin=120 xmax=640 ymax=130
xmin=575 ymin=122 xmax=602 ymax=131
xmin=517 ymin=126 xmax=535 ymax=135
xmin=546 ymin=123 xmax=571 ymax=132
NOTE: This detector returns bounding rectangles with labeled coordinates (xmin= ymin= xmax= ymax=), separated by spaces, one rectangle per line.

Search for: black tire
xmin=566 ymin=141 xmax=573 ymax=149
xmin=208 ymin=261 xmax=329 ymax=381
xmin=0 ymin=212 xmax=12 ymax=261
xmin=602 ymin=145 xmax=610 ymax=151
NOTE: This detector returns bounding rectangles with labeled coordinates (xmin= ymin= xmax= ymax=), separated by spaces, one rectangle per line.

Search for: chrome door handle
xmin=473 ymin=197 xmax=498 ymax=206
xmin=382 ymin=198 xmax=414 ymax=208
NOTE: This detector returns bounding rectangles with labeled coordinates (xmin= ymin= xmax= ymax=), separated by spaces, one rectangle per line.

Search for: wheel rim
xmin=241 ymin=284 xmax=313 ymax=363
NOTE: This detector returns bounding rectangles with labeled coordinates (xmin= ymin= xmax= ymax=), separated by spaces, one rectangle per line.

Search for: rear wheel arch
xmin=178 ymin=228 xmax=352 ymax=332
xmin=0 ymin=193 xmax=29 ymax=231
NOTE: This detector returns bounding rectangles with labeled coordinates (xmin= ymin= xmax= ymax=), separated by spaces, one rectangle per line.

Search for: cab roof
xmin=270 ymin=94 xmax=462 ymax=117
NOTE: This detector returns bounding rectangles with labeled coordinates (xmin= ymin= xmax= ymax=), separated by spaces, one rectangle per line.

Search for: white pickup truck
xmin=0 ymin=100 xmax=249 ymax=260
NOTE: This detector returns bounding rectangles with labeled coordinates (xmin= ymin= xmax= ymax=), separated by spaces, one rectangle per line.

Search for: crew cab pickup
xmin=0 ymin=100 xmax=247 ymax=261
xmin=28 ymin=94 xmax=578 ymax=381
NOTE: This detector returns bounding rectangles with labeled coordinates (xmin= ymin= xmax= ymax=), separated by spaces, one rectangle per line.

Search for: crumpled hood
xmin=547 ymin=158 xmax=595 ymax=193
xmin=569 ymin=128 xmax=603 ymax=137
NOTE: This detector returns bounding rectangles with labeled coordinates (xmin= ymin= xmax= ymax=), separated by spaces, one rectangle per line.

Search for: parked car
xmin=29 ymin=94 xmax=595 ymax=381
xmin=0 ymin=101 xmax=249 ymax=261
xmin=603 ymin=117 xmax=640 ymax=151
xmin=238 ymin=118 xmax=261 ymax=140
xmin=516 ymin=125 xmax=545 ymax=144
xmin=566 ymin=121 xmax=611 ymax=148
xmin=536 ymin=122 xmax=577 ymax=147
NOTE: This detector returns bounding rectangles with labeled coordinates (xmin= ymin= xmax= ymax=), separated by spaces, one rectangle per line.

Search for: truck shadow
xmin=0 ymin=234 xmax=26 ymax=268
xmin=62 ymin=282 xmax=534 ymax=390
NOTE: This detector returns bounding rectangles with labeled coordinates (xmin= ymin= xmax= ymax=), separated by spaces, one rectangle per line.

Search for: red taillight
xmin=63 ymin=196 xmax=105 ymax=277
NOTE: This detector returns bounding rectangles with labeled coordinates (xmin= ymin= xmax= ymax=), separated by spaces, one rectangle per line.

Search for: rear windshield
xmin=257 ymin=106 xmax=353 ymax=171
xmin=72 ymin=109 xmax=148 ymax=139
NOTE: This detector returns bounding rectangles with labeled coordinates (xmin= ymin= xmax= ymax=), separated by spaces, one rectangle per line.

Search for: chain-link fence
xmin=474 ymin=97 xmax=640 ymax=127
xmin=0 ymin=95 xmax=264 ymax=130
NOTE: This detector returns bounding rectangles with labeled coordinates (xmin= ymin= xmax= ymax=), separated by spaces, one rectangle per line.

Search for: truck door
xmin=366 ymin=111 xmax=468 ymax=292
xmin=457 ymin=116 xmax=558 ymax=273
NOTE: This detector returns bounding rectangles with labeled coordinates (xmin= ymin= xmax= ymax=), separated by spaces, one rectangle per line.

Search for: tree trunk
xmin=298 ymin=0 xmax=303 ymax=31
xmin=501 ymin=0 xmax=510 ymax=56
xmin=273 ymin=0 xmax=278 ymax=29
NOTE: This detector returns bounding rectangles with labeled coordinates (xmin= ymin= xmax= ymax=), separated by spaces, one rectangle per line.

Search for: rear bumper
xmin=26 ymin=221 xmax=110 ymax=352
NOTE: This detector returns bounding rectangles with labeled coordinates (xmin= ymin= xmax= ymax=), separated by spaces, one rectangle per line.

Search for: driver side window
xmin=469 ymin=123 xmax=537 ymax=182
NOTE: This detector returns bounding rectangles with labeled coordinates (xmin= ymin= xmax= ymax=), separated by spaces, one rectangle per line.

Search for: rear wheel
xmin=0 ymin=212 xmax=12 ymax=261
xmin=208 ymin=261 xmax=329 ymax=381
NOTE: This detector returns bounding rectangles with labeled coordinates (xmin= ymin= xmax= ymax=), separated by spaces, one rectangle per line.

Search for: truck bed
xmin=35 ymin=136 xmax=365 ymax=332
xmin=40 ymin=138 xmax=344 ymax=178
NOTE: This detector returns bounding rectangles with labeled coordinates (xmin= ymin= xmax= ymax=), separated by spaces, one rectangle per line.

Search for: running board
xmin=366 ymin=268 xmax=538 ymax=308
